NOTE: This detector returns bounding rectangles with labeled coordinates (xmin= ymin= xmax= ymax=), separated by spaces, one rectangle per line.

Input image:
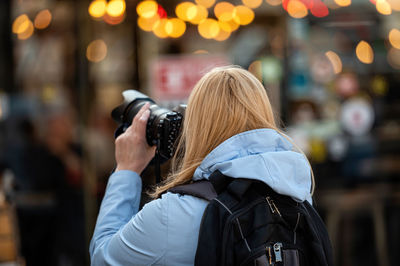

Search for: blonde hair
xmin=151 ymin=66 xmax=315 ymax=197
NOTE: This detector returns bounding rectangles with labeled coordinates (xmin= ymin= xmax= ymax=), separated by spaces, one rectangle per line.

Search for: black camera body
xmin=111 ymin=90 xmax=185 ymax=161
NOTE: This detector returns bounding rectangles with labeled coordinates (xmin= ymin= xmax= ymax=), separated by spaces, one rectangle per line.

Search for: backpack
xmin=169 ymin=170 xmax=333 ymax=266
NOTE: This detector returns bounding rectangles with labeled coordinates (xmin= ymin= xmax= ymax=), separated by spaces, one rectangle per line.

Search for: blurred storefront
xmin=0 ymin=0 xmax=399 ymax=265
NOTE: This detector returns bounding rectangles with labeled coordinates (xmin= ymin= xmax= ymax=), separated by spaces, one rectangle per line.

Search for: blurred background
xmin=0 ymin=0 xmax=399 ymax=265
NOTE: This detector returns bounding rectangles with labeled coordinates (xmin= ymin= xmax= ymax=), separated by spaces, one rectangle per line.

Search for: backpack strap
xmin=168 ymin=180 xmax=217 ymax=201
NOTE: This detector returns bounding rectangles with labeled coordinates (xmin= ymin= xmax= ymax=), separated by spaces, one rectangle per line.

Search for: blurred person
xmin=90 ymin=66 xmax=318 ymax=265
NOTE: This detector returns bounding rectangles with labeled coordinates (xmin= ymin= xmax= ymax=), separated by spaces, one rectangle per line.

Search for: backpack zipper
xmin=273 ymin=242 xmax=283 ymax=263
xmin=266 ymin=196 xmax=282 ymax=217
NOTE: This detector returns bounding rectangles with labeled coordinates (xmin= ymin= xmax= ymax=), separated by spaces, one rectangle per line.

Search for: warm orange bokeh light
xmin=248 ymin=60 xmax=263 ymax=82
xmin=389 ymin=29 xmax=400 ymax=49
xmin=138 ymin=14 xmax=160 ymax=32
xmin=34 ymin=9 xmax=52 ymax=29
xmin=356 ymin=41 xmax=374 ymax=64
xmin=387 ymin=47 xmax=400 ymax=69
xmin=233 ymin=5 xmax=255 ymax=25
xmin=12 ymin=14 xmax=30 ymax=34
xmin=198 ymin=18 xmax=220 ymax=39
xmin=214 ymin=2 xmax=235 ymax=22
xmin=287 ymin=0 xmax=308 ymax=18
xmin=89 ymin=0 xmax=107 ymax=18
xmin=137 ymin=0 xmax=158 ymax=18
xmin=106 ymin=0 xmax=126 ymax=18
xmin=325 ymin=51 xmax=343 ymax=74
xmin=376 ymin=0 xmax=392 ymax=15
xmin=86 ymin=39 xmax=107 ymax=62
xmin=387 ymin=0 xmax=400 ymax=11
xmin=242 ymin=0 xmax=263 ymax=8
xmin=17 ymin=20 xmax=34 ymax=40
xmin=189 ymin=5 xmax=208 ymax=24
xmin=176 ymin=2 xmax=196 ymax=21
xmin=152 ymin=18 xmax=168 ymax=38
xmin=165 ymin=18 xmax=186 ymax=38
xmin=334 ymin=0 xmax=351 ymax=7
xmin=265 ymin=0 xmax=282 ymax=6
xmin=214 ymin=28 xmax=231 ymax=41
xmin=195 ymin=0 xmax=216 ymax=8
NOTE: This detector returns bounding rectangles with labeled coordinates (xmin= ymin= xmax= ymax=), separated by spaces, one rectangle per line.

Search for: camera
xmin=111 ymin=90 xmax=185 ymax=162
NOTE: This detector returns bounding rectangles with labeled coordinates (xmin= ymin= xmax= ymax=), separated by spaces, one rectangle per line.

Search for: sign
xmin=150 ymin=55 xmax=230 ymax=101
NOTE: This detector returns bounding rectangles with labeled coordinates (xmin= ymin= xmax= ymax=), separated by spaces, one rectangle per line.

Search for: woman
xmin=90 ymin=66 xmax=314 ymax=265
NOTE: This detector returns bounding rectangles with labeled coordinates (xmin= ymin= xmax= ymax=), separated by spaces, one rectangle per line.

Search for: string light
xmin=356 ymin=41 xmax=374 ymax=64
xmin=387 ymin=0 xmax=400 ymax=11
xmin=17 ymin=21 xmax=34 ymax=40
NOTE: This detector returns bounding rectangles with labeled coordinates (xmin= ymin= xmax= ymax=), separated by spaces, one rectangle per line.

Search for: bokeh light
xmin=137 ymin=0 xmax=158 ymax=18
xmin=195 ymin=0 xmax=216 ymax=8
xmin=138 ymin=14 xmax=160 ymax=31
xmin=310 ymin=1 xmax=329 ymax=17
xmin=103 ymin=13 xmax=125 ymax=25
xmin=198 ymin=18 xmax=220 ymax=39
xmin=12 ymin=14 xmax=30 ymax=34
xmin=387 ymin=47 xmax=400 ymax=69
xmin=387 ymin=0 xmax=400 ymax=11
xmin=287 ymin=0 xmax=308 ymax=19
xmin=189 ymin=5 xmax=208 ymax=24
xmin=325 ymin=51 xmax=343 ymax=74
xmin=389 ymin=29 xmax=400 ymax=49
xmin=193 ymin=49 xmax=209 ymax=54
xmin=86 ymin=39 xmax=107 ymax=62
xmin=242 ymin=0 xmax=263 ymax=8
xmin=356 ymin=41 xmax=374 ymax=64
xmin=214 ymin=27 xmax=231 ymax=41
xmin=34 ymin=9 xmax=52 ymax=30
xmin=265 ymin=0 xmax=283 ymax=6
xmin=214 ymin=2 xmax=235 ymax=22
xmin=176 ymin=2 xmax=196 ymax=21
xmin=89 ymin=0 xmax=107 ymax=18
xmin=233 ymin=5 xmax=255 ymax=25
xmin=334 ymin=0 xmax=351 ymax=7
xmin=376 ymin=0 xmax=392 ymax=15
xmin=106 ymin=0 xmax=126 ymax=17
xmin=152 ymin=18 xmax=168 ymax=38
xmin=165 ymin=18 xmax=186 ymax=38
xmin=17 ymin=20 xmax=34 ymax=40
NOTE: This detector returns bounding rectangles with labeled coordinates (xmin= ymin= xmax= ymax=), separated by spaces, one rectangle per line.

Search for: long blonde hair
xmin=151 ymin=66 xmax=315 ymax=197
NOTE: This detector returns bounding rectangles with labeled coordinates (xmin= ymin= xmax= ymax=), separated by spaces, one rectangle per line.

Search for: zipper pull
xmin=266 ymin=197 xmax=282 ymax=217
xmin=273 ymin=242 xmax=283 ymax=263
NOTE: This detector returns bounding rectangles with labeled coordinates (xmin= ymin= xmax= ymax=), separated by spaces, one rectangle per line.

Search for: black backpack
xmin=169 ymin=170 xmax=333 ymax=266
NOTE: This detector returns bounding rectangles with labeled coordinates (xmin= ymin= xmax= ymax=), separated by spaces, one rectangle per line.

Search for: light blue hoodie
xmin=90 ymin=129 xmax=312 ymax=266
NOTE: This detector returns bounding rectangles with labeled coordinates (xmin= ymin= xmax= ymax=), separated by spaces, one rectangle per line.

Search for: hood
xmin=193 ymin=129 xmax=312 ymax=204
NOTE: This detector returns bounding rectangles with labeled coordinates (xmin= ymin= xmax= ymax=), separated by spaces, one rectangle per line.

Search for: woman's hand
xmin=115 ymin=103 xmax=156 ymax=174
